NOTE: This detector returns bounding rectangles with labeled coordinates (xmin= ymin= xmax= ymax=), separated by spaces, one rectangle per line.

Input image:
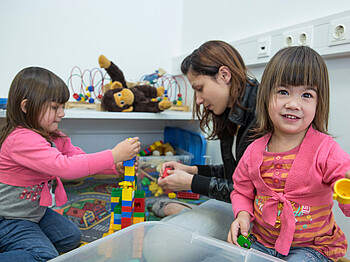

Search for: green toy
xmin=237 ymin=233 xmax=256 ymax=249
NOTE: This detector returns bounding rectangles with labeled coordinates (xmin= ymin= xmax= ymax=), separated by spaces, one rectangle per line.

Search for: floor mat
xmin=56 ymin=176 xmax=208 ymax=245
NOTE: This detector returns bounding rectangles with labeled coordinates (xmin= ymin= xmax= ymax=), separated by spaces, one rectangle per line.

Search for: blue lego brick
xmin=124 ymin=175 xmax=135 ymax=182
xmin=123 ymin=157 xmax=136 ymax=167
xmin=121 ymin=211 xmax=132 ymax=218
xmin=122 ymin=200 xmax=133 ymax=206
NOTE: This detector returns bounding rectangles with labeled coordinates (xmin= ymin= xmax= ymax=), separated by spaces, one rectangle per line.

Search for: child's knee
xmin=55 ymin=226 xmax=82 ymax=253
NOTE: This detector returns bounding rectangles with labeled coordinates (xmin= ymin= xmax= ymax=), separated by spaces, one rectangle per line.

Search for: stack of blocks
xmin=105 ymin=157 xmax=146 ymax=236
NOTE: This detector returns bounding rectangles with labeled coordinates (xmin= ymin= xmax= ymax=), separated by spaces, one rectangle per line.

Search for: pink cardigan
xmin=0 ymin=128 xmax=118 ymax=206
xmin=231 ymin=126 xmax=350 ymax=255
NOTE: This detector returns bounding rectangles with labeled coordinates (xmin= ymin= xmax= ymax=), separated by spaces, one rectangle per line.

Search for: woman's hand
xmin=157 ymin=169 xmax=193 ymax=191
xmin=227 ymin=211 xmax=251 ymax=245
xmin=159 ymin=161 xmax=198 ymax=177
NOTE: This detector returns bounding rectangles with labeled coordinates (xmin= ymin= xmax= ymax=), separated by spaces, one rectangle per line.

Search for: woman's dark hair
xmin=181 ymin=40 xmax=255 ymax=140
xmin=0 ymin=67 xmax=70 ymax=146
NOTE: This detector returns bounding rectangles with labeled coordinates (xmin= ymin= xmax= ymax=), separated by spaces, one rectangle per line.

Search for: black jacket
xmin=191 ymin=79 xmax=258 ymax=202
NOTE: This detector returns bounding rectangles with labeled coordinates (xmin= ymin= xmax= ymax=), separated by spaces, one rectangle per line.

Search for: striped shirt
xmin=252 ymin=145 xmax=347 ymax=261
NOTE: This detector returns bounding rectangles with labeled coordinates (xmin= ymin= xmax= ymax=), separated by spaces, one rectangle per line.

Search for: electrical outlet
xmin=329 ymin=17 xmax=350 ymax=46
xmin=257 ymin=37 xmax=271 ymax=58
xmin=282 ymin=26 xmax=314 ymax=47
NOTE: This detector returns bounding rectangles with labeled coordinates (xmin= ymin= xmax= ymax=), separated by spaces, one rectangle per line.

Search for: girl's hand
xmin=115 ymin=162 xmax=124 ymax=174
xmin=157 ymin=169 xmax=193 ymax=191
xmin=159 ymin=161 xmax=197 ymax=177
xmin=112 ymin=137 xmax=140 ymax=163
xmin=115 ymin=156 xmax=139 ymax=174
xmin=227 ymin=211 xmax=251 ymax=245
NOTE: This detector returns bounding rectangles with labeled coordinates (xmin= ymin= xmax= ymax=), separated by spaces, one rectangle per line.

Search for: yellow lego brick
xmin=168 ymin=192 xmax=176 ymax=199
xmin=133 ymin=217 xmax=145 ymax=224
xmin=113 ymin=224 xmax=121 ymax=230
xmin=111 ymin=197 xmax=119 ymax=203
xmin=125 ymin=166 xmax=135 ymax=176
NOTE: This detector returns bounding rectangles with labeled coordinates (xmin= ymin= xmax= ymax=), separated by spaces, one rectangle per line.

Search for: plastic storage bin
xmin=0 ymin=98 xmax=7 ymax=109
xmin=164 ymin=126 xmax=207 ymax=165
xmin=139 ymin=147 xmax=194 ymax=166
xmin=49 ymin=221 xmax=283 ymax=262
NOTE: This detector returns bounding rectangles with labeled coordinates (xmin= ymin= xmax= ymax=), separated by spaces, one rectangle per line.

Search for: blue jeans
xmin=251 ymin=240 xmax=332 ymax=262
xmin=0 ymin=208 xmax=82 ymax=262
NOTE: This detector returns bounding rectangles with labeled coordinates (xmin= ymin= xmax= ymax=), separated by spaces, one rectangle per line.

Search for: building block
xmin=104 ymin=155 xmax=146 ymax=237
xmin=177 ymin=191 xmax=200 ymax=200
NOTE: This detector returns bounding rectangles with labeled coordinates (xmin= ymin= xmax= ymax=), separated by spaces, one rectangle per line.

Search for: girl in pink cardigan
xmin=227 ymin=46 xmax=350 ymax=262
xmin=0 ymin=67 xmax=140 ymax=262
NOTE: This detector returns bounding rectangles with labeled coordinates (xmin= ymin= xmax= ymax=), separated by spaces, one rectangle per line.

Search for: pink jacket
xmin=231 ymin=126 xmax=350 ymax=255
xmin=0 ymin=128 xmax=118 ymax=206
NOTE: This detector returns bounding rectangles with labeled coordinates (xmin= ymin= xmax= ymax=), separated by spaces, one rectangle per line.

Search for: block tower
xmin=104 ymin=157 xmax=145 ymax=237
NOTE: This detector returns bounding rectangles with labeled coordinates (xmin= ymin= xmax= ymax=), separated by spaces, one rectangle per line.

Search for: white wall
xmin=0 ymin=0 xmax=182 ymax=98
xmin=180 ymin=0 xmax=350 ymax=54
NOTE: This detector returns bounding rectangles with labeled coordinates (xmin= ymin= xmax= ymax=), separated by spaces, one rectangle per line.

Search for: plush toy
xmin=152 ymin=143 xmax=176 ymax=156
xmin=99 ymin=55 xmax=172 ymax=113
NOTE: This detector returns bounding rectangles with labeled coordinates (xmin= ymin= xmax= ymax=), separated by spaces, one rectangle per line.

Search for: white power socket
xmin=257 ymin=37 xmax=271 ymax=57
xmin=282 ymin=26 xmax=314 ymax=47
xmin=329 ymin=17 xmax=350 ymax=46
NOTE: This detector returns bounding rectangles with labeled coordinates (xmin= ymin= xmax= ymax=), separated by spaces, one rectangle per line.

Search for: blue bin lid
xmin=164 ymin=127 xmax=207 ymax=165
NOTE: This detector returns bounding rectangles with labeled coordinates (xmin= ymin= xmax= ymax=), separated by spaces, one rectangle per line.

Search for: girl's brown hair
xmin=255 ymin=46 xmax=329 ymax=138
xmin=0 ymin=67 xmax=70 ymax=146
xmin=181 ymin=40 xmax=256 ymax=140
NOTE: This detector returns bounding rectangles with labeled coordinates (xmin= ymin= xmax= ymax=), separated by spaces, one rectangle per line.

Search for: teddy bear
xmin=99 ymin=55 xmax=172 ymax=112
xmin=152 ymin=142 xmax=176 ymax=156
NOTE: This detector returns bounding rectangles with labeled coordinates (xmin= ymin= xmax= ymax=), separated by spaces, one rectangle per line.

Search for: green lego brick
xmin=134 ymin=190 xmax=145 ymax=198
xmin=112 ymin=187 xmax=122 ymax=197
xmin=114 ymin=204 xmax=122 ymax=214
xmin=133 ymin=212 xmax=145 ymax=217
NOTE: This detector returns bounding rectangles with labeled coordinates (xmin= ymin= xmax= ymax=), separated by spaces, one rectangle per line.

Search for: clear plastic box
xmin=139 ymin=147 xmax=194 ymax=166
xmin=50 ymin=221 xmax=283 ymax=262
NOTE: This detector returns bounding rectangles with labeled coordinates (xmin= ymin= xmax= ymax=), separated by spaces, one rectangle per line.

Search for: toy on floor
xmin=333 ymin=178 xmax=350 ymax=204
xmin=104 ymin=157 xmax=145 ymax=237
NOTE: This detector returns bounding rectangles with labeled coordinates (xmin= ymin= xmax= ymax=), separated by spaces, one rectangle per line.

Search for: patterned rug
xmin=55 ymin=174 xmax=207 ymax=245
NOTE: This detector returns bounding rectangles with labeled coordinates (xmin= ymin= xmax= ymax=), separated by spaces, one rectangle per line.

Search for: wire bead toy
xmin=67 ymin=66 xmax=110 ymax=103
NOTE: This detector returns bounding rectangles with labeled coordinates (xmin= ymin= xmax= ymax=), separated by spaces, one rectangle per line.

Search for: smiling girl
xmin=227 ymin=46 xmax=350 ymax=262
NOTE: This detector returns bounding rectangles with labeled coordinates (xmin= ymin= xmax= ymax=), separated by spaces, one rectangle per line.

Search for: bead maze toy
xmin=66 ymin=66 xmax=109 ymax=110
xmin=104 ymin=157 xmax=145 ymax=237
xmin=140 ymin=69 xmax=189 ymax=112
xmin=333 ymin=178 xmax=350 ymax=204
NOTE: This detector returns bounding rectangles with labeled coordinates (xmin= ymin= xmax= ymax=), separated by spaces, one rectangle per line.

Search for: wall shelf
xmin=0 ymin=108 xmax=194 ymax=121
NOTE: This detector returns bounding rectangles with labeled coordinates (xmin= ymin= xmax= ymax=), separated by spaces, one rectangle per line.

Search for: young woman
xmin=152 ymin=40 xmax=259 ymax=241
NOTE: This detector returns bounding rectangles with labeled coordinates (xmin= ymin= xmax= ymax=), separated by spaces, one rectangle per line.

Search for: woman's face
xmin=187 ymin=68 xmax=231 ymax=115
